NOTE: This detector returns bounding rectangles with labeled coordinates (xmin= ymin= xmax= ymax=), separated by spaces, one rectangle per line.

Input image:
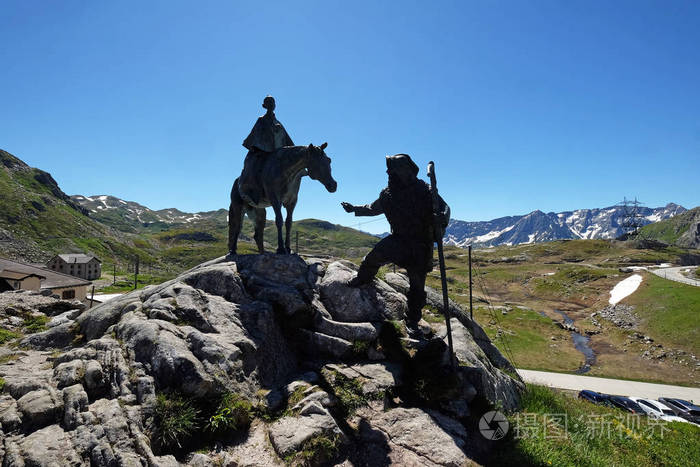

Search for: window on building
xmin=62 ymin=290 xmax=75 ymax=299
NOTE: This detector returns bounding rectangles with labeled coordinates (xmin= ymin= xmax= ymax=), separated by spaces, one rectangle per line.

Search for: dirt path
xmin=518 ymin=369 xmax=700 ymax=401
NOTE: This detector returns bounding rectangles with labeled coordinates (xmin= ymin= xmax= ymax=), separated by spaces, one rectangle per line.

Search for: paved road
xmin=651 ymin=266 xmax=700 ymax=287
xmin=517 ymin=369 xmax=700 ymax=402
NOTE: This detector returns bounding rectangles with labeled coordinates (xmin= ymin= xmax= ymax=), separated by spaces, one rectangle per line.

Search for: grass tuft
xmin=150 ymin=393 xmax=200 ymax=452
xmin=284 ymin=433 xmax=341 ymax=466
xmin=206 ymin=392 xmax=253 ymax=434
xmin=0 ymin=327 xmax=21 ymax=344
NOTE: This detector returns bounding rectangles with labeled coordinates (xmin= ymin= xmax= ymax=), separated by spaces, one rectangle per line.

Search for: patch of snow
xmin=475 ymin=225 xmax=514 ymax=243
xmin=527 ymin=233 xmax=536 ymax=243
xmin=91 ymin=293 xmax=124 ymax=303
xmin=609 ymin=274 xmax=643 ymax=305
xmin=646 ymin=213 xmax=661 ymax=222
xmin=119 ymin=200 xmax=127 ymax=205
xmin=545 ymin=272 xmax=555 ymax=276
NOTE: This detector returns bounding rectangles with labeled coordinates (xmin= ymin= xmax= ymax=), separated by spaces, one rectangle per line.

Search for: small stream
xmin=543 ymin=310 xmax=597 ymax=374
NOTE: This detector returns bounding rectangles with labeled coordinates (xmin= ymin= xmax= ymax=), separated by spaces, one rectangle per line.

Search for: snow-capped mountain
xmin=70 ymin=195 xmax=226 ymax=232
xmin=445 ymin=203 xmax=687 ymax=247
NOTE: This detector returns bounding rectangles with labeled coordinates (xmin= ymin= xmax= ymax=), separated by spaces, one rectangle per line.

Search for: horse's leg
xmin=270 ymin=197 xmax=286 ymax=254
xmin=284 ymin=204 xmax=295 ymax=254
xmin=228 ymin=179 xmax=246 ymax=255
xmin=252 ymin=207 xmax=267 ymax=253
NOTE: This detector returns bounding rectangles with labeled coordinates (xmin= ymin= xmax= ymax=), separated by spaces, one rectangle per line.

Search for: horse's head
xmin=307 ymin=142 xmax=337 ymax=193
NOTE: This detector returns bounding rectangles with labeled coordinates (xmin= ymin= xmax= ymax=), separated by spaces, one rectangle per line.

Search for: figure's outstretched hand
xmin=341 ymin=202 xmax=355 ymax=213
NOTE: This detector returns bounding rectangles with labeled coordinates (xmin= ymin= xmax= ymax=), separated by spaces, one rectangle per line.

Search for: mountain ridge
xmin=444 ymin=203 xmax=688 ymax=248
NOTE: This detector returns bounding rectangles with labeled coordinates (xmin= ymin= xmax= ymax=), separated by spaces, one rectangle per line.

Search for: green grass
xmin=325 ymin=370 xmax=368 ymax=416
xmin=0 ymin=328 xmax=21 ymax=344
xmin=149 ymin=393 xmax=200 ymax=452
xmin=489 ymin=384 xmax=700 ymax=466
xmin=638 ymin=207 xmax=700 ymax=246
xmin=0 ymin=376 xmax=5 ymax=392
xmin=206 ymin=392 xmax=253 ymax=434
xmin=473 ymin=307 xmax=583 ymax=372
xmin=284 ymin=433 xmax=341 ymax=466
xmin=531 ymin=265 xmax=619 ymax=299
xmin=22 ymin=315 xmax=49 ymax=333
xmin=625 ymin=273 xmax=700 ymax=354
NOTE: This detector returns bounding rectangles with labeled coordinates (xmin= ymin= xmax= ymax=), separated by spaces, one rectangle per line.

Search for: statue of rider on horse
xmin=239 ymin=96 xmax=295 ymax=206
xmin=228 ymin=96 xmax=337 ymax=255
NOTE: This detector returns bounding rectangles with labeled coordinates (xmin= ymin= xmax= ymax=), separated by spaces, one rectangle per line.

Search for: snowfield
xmin=609 ymin=274 xmax=643 ymax=305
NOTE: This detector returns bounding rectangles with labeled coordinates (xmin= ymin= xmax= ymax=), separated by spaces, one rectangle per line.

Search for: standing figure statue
xmin=240 ymin=96 xmax=295 ymax=205
xmin=341 ymin=154 xmax=450 ymax=335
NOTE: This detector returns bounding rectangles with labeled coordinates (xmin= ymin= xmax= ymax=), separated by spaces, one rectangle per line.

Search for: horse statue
xmin=228 ymin=142 xmax=337 ymax=255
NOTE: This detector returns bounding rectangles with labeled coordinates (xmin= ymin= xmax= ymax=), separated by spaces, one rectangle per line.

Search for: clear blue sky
xmin=1 ymin=0 xmax=698 ymax=234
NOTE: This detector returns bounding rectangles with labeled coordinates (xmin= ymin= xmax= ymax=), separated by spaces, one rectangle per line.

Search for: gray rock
xmin=76 ymin=294 xmax=141 ymax=341
xmin=18 ymin=424 xmax=84 ymax=466
xmin=17 ymin=388 xmax=64 ymax=430
xmin=62 ymin=384 xmax=88 ymax=430
xmin=54 ymin=360 xmax=85 ymax=388
xmin=180 ymin=261 xmax=250 ymax=304
xmin=324 ymin=362 xmax=402 ymax=397
xmin=116 ymin=317 xmax=216 ymax=398
xmin=319 ymin=261 xmax=406 ymax=322
xmin=136 ymin=376 xmax=156 ymax=405
xmin=444 ymin=318 xmax=522 ymax=411
xmin=188 ymin=453 xmax=215 ymax=467
xmin=84 ymin=360 xmax=105 ymax=393
xmin=356 ymin=407 xmax=468 ymax=467
xmin=20 ymin=322 xmax=77 ymax=349
xmin=297 ymin=329 xmax=353 ymax=358
xmin=313 ymin=315 xmax=379 ymax=342
xmin=47 ymin=309 xmax=81 ymax=328
xmin=0 ymin=398 xmax=21 ymax=432
xmin=4 ymin=379 xmax=46 ymax=400
xmin=268 ymin=407 xmax=344 ymax=457
xmin=291 ymin=390 xmax=336 ymax=411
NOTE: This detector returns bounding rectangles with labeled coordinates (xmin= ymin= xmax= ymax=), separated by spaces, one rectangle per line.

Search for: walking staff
xmin=427 ymin=161 xmax=457 ymax=371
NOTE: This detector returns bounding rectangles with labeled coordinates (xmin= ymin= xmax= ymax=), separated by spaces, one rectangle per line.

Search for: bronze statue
xmin=240 ymin=96 xmax=295 ymax=205
xmin=342 ymin=154 xmax=449 ymax=334
xmin=229 ymin=98 xmax=337 ymax=255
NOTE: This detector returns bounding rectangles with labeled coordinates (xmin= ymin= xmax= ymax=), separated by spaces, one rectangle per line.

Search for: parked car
xmin=608 ymin=396 xmax=646 ymax=414
xmin=627 ymin=397 xmax=689 ymax=423
xmin=658 ymin=398 xmax=700 ymax=424
xmin=578 ymin=390 xmax=612 ymax=406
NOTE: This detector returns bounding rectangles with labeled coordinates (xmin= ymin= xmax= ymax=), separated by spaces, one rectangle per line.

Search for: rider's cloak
xmin=242 ymin=112 xmax=294 ymax=153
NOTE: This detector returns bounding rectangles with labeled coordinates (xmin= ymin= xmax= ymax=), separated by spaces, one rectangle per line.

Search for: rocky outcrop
xmin=0 ymin=254 xmax=522 ymax=466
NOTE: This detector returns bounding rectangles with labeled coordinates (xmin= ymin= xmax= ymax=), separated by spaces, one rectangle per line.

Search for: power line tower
xmin=618 ymin=196 xmax=645 ymax=238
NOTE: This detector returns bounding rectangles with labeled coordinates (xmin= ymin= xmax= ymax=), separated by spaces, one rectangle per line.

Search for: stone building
xmin=47 ymin=254 xmax=102 ymax=280
xmin=0 ymin=257 xmax=92 ymax=300
xmin=0 ymin=269 xmax=45 ymax=292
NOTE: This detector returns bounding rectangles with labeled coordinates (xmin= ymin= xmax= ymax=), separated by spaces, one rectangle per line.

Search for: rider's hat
xmin=386 ymin=154 xmax=419 ymax=177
